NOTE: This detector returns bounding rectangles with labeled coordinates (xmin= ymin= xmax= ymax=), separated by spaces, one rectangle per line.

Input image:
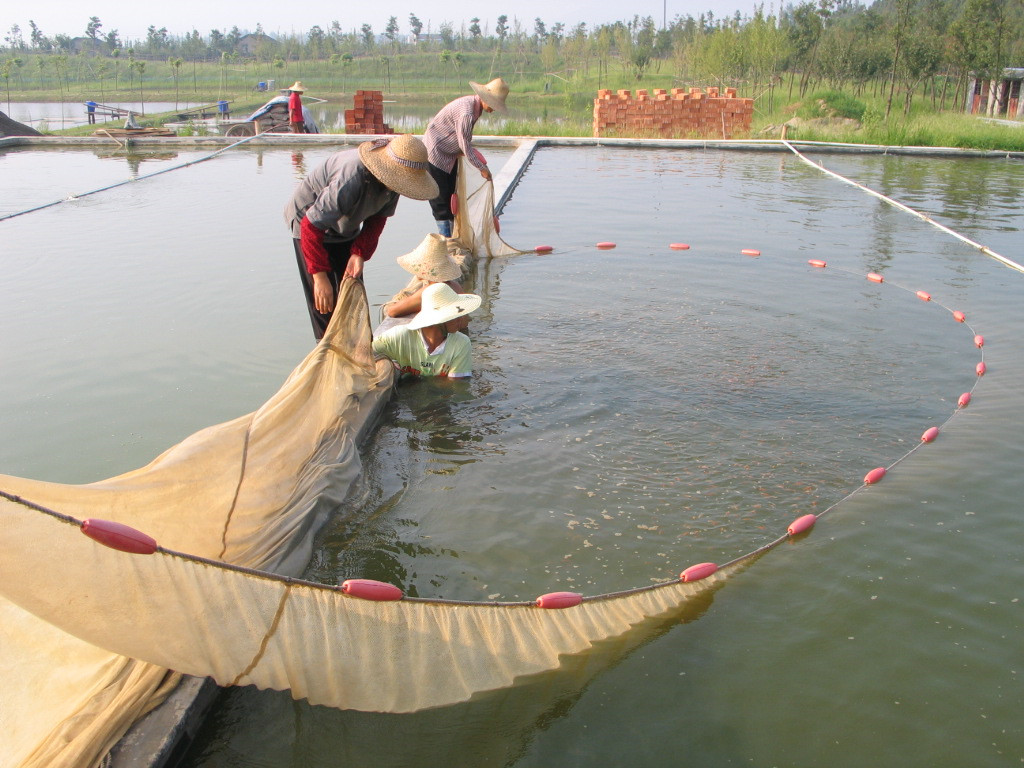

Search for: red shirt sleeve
xmin=299 ymin=216 xmax=330 ymax=274
xmin=350 ymin=214 xmax=387 ymax=261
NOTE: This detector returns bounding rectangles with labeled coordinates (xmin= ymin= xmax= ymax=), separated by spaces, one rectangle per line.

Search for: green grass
xmin=5 ymin=50 xmax=1022 ymax=150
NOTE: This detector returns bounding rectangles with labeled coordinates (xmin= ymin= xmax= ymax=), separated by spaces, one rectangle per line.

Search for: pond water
xmin=4 ymin=101 xmax=207 ymax=129
xmin=2 ymin=144 xmax=1023 ymax=767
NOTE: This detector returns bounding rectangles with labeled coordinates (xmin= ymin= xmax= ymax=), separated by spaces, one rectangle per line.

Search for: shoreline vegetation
xmin=2 ymin=4 xmax=1023 ymax=150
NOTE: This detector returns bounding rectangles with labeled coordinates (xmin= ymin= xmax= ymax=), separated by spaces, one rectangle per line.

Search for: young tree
xmin=361 ymin=24 xmax=375 ymax=49
xmin=439 ymin=22 xmax=455 ymax=49
xmin=170 ymin=57 xmax=183 ymax=109
xmin=409 ymin=14 xmax=423 ymax=41
xmin=85 ymin=17 xmax=102 ymax=41
xmin=469 ymin=18 xmax=482 ymax=40
xmin=104 ymin=29 xmax=120 ymax=50
xmin=496 ymin=15 xmax=509 ymax=46
xmin=385 ymin=16 xmax=400 ymax=46
xmin=28 ymin=21 xmax=50 ymax=51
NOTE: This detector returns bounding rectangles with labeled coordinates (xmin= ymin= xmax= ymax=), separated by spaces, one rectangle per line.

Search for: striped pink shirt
xmin=422 ymin=95 xmax=487 ymax=174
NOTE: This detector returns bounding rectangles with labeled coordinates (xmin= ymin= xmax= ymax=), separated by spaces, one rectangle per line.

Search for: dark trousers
xmin=428 ymin=163 xmax=458 ymax=221
xmin=293 ymin=238 xmax=354 ymax=341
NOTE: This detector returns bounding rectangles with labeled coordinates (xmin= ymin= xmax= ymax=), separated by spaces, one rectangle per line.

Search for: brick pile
xmin=345 ymin=90 xmax=393 ymax=135
xmin=593 ymin=87 xmax=753 ymax=139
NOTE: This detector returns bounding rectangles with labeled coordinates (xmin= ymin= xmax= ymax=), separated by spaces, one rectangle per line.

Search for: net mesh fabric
xmin=0 ymin=279 xmax=392 ymax=767
xmin=384 ymin=157 xmax=527 ymax=314
xmin=0 ymin=171 xmax=726 ymax=767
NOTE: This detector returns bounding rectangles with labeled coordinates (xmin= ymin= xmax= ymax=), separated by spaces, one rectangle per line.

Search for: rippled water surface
xmin=2 ymin=144 xmax=1023 ymax=767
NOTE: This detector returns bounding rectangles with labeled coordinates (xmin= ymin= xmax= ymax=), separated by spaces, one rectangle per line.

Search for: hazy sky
xmin=3 ymin=0 xmax=761 ymax=43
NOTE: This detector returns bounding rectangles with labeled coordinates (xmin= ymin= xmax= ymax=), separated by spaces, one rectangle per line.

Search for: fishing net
xmin=0 ymin=158 xmax=724 ymax=768
xmin=383 ymin=157 xmax=528 ymax=315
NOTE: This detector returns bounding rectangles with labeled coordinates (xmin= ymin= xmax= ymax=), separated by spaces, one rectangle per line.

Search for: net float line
xmin=782 ymin=140 xmax=1024 ymax=275
xmin=1 ymin=248 xmax=989 ymax=610
xmin=0 ymin=132 xmax=265 ymax=223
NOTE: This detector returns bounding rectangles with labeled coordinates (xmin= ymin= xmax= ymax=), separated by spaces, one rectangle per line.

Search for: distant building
xmin=965 ymin=68 xmax=1023 ymax=119
xmin=69 ymin=37 xmax=105 ymax=55
xmin=408 ymin=33 xmax=446 ymax=45
xmin=237 ymin=33 xmax=276 ymax=56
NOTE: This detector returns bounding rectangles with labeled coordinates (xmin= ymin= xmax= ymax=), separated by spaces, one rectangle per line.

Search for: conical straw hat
xmin=288 ymin=81 xmax=305 ymax=92
xmin=359 ymin=135 xmax=439 ymax=201
xmin=407 ymin=283 xmax=481 ymax=330
xmin=397 ymin=234 xmax=463 ymax=282
xmin=469 ymin=78 xmax=509 ymax=113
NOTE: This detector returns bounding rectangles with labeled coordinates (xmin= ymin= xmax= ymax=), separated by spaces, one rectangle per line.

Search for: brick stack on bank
xmin=345 ymin=90 xmax=393 ymax=135
xmin=593 ymin=87 xmax=753 ymax=139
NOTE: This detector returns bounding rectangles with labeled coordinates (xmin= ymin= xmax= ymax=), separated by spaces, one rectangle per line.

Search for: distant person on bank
xmin=383 ymin=233 xmax=465 ymax=319
xmin=283 ymin=134 xmax=438 ymax=340
xmin=288 ymin=81 xmax=306 ymax=133
xmin=422 ymin=78 xmax=509 ymax=238
xmin=373 ymin=283 xmax=481 ymax=379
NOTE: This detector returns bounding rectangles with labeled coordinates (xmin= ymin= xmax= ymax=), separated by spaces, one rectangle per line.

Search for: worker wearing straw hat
xmin=284 ymin=134 xmax=439 ymax=340
xmin=422 ymin=78 xmax=509 ymax=238
xmin=287 ymin=81 xmax=306 ymax=133
xmin=372 ymin=283 xmax=482 ymax=378
xmin=383 ymin=233 xmax=465 ymax=319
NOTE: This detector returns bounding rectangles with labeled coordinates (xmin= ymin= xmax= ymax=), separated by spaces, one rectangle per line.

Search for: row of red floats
xmin=79 ymin=253 xmax=988 ymax=612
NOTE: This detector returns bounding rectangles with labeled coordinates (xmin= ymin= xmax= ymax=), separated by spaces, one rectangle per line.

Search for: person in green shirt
xmin=372 ymin=283 xmax=481 ymax=379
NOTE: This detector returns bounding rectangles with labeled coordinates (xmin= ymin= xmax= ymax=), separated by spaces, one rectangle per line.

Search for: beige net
xmin=0 ymin=279 xmax=393 ymax=767
xmin=383 ymin=157 xmax=529 ymax=316
xmin=0 ymin=169 xmax=730 ymax=767
xmin=451 ymin=157 xmax=529 ymax=259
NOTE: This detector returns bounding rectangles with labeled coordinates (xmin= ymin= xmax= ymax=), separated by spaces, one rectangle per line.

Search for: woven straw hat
xmin=288 ymin=81 xmax=305 ymax=92
xmin=469 ymin=78 xmax=509 ymax=113
xmin=398 ymin=233 xmax=463 ymax=283
xmin=407 ymin=283 xmax=481 ymax=330
xmin=359 ymin=135 xmax=439 ymax=201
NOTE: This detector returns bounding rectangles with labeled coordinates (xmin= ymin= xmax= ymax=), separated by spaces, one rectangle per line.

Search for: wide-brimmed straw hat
xmin=397 ymin=233 xmax=463 ymax=283
xmin=408 ymin=283 xmax=481 ymax=330
xmin=288 ymin=81 xmax=305 ymax=92
xmin=359 ymin=135 xmax=439 ymax=201
xmin=469 ymin=78 xmax=509 ymax=113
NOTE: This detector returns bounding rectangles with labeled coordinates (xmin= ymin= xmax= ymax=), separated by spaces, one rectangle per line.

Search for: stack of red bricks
xmin=345 ymin=90 xmax=393 ymax=135
xmin=593 ymin=87 xmax=753 ymax=139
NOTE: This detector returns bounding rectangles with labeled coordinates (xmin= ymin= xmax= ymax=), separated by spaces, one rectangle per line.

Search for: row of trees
xmin=3 ymin=0 xmax=1022 ymax=119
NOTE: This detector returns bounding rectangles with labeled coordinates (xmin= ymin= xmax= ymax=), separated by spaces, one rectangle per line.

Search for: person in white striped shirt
xmin=422 ymin=78 xmax=509 ymax=238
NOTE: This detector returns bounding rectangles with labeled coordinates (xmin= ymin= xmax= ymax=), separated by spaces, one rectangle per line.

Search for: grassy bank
xmin=4 ymin=52 xmax=1022 ymax=150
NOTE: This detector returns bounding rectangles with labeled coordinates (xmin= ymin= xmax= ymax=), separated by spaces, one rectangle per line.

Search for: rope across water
xmin=0 ymin=132 xmax=264 ymax=223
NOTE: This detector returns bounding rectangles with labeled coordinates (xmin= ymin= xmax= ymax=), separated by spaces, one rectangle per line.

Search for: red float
xmin=535 ymin=245 xmax=554 ymax=254
xmin=974 ymin=335 xmax=985 ymax=348
xmin=596 ymin=241 xmax=616 ymax=249
xmin=921 ymin=426 xmax=940 ymax=443
xmin=535 ymin=591 xmax=583 ymax=609
xmin=916 ymin=291 xmax=932 ymax=301
xmin=787 ymin=514 xmax=817 ymax=536
xmin=867 ymin=272 xmax=884 ymax=283
xmin=808 ymin=259 xmax=827 ymax=268
xmin=864 ymin=466 xmax=887 ymax=485
xmin=81 ymin=519 xmax=158 ymax=555
xmin=449 ymin=193 xmax=459 ymax=217
xmin=342 ymin=579 xmax=404 ymax=601
xmin=680 ymin=562 xmax=718 ymax=582
xmin=493 ymin=215 xmax=501 ymax=234
xmin=741 ymin=249 xmax=761 ymax=256
xmin=669 ymin=243 xmax=691 ymax=250
xmin=958 ymin=392 xmax=972 ymax=408
xmin=976 ymin=361 xmax=987 ymax=376
xmin=953 ymin=310 xmax=966 ymax=323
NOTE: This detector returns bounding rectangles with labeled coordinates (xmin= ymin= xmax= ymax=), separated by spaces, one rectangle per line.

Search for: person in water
xmin=372 ymin=283 xmax=481 ymax=379
xmin=383 ymin=233 xmax=465 ymax=318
